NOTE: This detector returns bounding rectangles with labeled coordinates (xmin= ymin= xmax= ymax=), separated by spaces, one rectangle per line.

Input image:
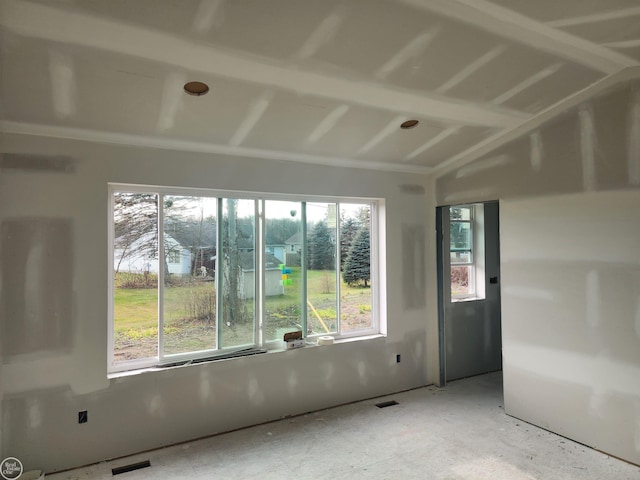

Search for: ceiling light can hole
xmin=400 ymin=120 xmax=419 ymax=130
xmin=184 ymin=81 xmax=210 ymax=96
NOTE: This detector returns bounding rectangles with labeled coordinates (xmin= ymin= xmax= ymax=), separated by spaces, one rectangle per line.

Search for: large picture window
xmin=109 ymin=185 xmax=380 ymax=373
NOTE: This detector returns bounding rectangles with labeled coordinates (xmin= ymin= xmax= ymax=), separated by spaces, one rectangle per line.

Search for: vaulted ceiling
xmin=2 ymin=0 xmax=639 ymax=174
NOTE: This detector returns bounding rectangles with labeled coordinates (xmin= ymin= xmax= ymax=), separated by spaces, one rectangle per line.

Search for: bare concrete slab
xmin=46 ymin=373 xmax=640 ymax=479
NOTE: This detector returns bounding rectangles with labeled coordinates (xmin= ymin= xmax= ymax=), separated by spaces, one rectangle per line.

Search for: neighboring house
xmin=266 ymin=244 xmax=285 ymax=263
xmin=114 ymin=232 xmax=192 ymax=276
xmin=285 ymin=232 xmax=302 ymax=253
xmin=284 ymin=232 xmax=302 ymax=266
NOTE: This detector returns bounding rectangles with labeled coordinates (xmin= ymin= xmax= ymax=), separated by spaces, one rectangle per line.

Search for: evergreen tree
xmin=309 ymin=221 xmax=335 ymax=270
xmin=342 ymin=227 xmax=370 ymax=286
xmin=339 ymin=216 xmax=360 ymax=271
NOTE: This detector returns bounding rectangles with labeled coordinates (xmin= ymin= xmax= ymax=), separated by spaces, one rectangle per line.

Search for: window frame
xmin=108 ymin=184 xmax=381 ymax=374
xmin=449 ymin=204 xmax=481 ymax=302
xmin=449 ymin=204 xmax=476 ymax=300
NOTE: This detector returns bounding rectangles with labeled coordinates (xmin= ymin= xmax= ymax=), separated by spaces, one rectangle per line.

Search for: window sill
xmin=108 ymin=333 xmax=386 ymax=379
xmin=451 ymin=296 xmax=485 ymax=303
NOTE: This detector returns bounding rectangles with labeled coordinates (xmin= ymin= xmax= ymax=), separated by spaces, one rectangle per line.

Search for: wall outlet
xmin=78 ymin=410 xmax=88 ymax=424
xmin=396 ymin=354 xmax=401 ymax=363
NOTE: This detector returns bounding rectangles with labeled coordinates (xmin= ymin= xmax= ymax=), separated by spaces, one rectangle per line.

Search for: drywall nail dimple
xmin=399 ymin=184 xmax=425 ymax=195
xmin=629 ymin=89 xmax=640 ymax=185
xmin=504 ymin=286 xmax=554 ymax=301
xmin=585 ymin=270 xmax=600 ymax=328
xmin=28 ymin=398 xmax=42 ymax=429
xmin=357 ymin=360 xmax=368 ymax=386
xmin=635 ymin=403 xmax=640 ymax=452
xmin=579 ymin=105 xmax=596 ymax=192
xmin=634 ymin=296 xmax=640 ymax=338
xmin=530 ymin=131 xmax=543 ymax=172
xmin=49 ymin=49 xmax=77 ymax=119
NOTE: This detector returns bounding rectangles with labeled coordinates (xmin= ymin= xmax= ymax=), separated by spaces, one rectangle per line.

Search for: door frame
xmin=436 ymin=200 xmax=502 ymax=385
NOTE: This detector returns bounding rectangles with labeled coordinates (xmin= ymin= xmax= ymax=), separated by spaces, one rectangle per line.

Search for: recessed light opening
xmin=184 ymin=81 xmax=210 ymax=96
xmin=400 ymin=119 xmax=419 ymax=129
xmin=375 ymin=400 xmax=399 ymax=408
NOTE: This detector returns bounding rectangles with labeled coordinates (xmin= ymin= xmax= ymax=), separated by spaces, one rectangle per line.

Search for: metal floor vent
xmin=112 ymin=460 xmax=151 ymax=475
xmin=375 ymin=400 xmax=399 ymax=408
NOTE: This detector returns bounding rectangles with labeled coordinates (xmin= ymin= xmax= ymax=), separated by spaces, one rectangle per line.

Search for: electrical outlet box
xmin=78 ymin=410 xmax=88 ymax=424
xmin=396 ymin=354 xmax=401 ymax=363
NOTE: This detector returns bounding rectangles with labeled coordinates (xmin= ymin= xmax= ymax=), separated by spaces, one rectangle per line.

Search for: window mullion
xmin=301 ymin=202 xmax=308 ymax=337
xmin=108 ymin=189 xmax=115 ymax=369
xmin=257 ymin=199 xmax=264 ymax=347
xmin=335 ymin=203 xmax=341 ymax=335
xmin=158 ymin=193 xmax=165 ymax=363
xmin=371 ymin=202 xmax=378 ymax=333
xmin=216 ymin=197 xmax=223 ymax=350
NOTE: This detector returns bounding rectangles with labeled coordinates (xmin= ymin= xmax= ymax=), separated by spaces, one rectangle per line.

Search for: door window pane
xmin=451 ymin=206 xmax=471 ymax=221
xmin=450 ymin=222 xmax=471 ymax=252
xmin=451 ymin=265 xmax=473 ymax=297
xmin=450 ymin=250 xmax=471 ymax=264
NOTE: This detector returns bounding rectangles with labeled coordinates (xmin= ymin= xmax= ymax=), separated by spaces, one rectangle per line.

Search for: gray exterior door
xmin=438 ymin=201 xmax=502 ymax=382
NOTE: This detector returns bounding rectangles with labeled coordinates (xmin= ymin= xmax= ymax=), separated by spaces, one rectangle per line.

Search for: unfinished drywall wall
xmin=501 ymin=190 xmax=640 ymax=465
xmin=436 ymin=77 xmax=640 ymax=205
xmin=0 ymin=133 xmax=433 ymax=472
xmin=1 ymin=219 xmax=73 ymax=358
xmin=435 ymin=76 xmax=640 ymax=465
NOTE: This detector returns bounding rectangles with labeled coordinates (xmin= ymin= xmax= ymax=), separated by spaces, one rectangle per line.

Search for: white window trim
xmin=108 ymin=184 xmax=384 ymax=374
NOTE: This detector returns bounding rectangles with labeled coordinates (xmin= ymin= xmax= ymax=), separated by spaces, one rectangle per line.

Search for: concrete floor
xmin=48 ymin=372 xmax=640 ymax=479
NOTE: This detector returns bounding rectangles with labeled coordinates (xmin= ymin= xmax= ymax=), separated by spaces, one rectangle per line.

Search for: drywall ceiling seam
xmin=357 ymin=115 xmax=408 ymax=155
xmin=547 ymin=7 xmax=640 ymax=28
xmin=293 ymin=5 xmax=347 ymax=61
xmin=602 ymin=39 xmax=640 ymax=50
xmin=629 ymin=89 xmax=640 ymax=185
xmin=229 ymin=90 xmax=274 ymax=147
xmin=397 ymin=0 xmax=637 ymax=74
xmin=156 ymin=72 xmax=188 ymax=132
xmin=490 ymin=63 xmax=563 ymax=105
xmin=0 ymin=121 xmax=434 ymax=175
xmin=306 ymin=105 xmax=350 ymax=144
xmin=375 ymin=26 xmax=442 ymax=79
xmin=436 ymin=45 xmax=507 ymax=94
xmin=1 ymin=0 xmax=526 ymax=128
xmin=191 ymin=0 xmax=224 ymax=34
xmin=433 ymin=66 xmax=640 ymax=177
xmin=405 ymin=126 xmax=460 ymax=161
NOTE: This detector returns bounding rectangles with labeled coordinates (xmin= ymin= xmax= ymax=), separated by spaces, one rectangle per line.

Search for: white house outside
xmin=114 ymin=232 xmax=192 ymax=276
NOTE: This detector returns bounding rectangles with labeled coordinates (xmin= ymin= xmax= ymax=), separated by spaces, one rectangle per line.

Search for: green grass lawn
xmin=113 ymin=268 xmax=371 ymax=360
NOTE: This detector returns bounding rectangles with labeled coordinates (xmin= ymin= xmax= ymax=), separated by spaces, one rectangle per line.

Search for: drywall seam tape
xmin=317 ymin=336 xmax=335 ymax=346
